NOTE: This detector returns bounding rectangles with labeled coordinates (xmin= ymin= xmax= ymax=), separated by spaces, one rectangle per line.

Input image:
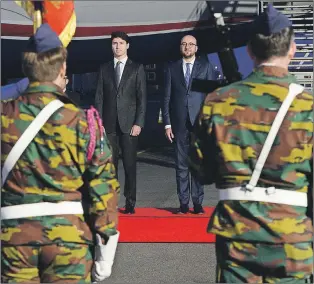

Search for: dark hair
xmin=111 ymin=31 xmax=130 ymax=43
xmin=248 ymin=27 xmax=294 ymax=61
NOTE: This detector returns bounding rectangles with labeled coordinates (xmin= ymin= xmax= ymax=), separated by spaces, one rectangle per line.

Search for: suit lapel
xmin=188 ymin=59 xmax=201 ymax=89
xmin=109 ymin=61 xmax=117 ymax=91
xmin=178 ymin=60 xmax=186 ymax=88
xmin=118 ymin=59 xmax=132 ymax=91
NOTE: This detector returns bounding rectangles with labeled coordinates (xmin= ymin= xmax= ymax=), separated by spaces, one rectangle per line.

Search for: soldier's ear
xmin=246 ymin=45 xmax=261 ymax=66
xmin=287 ymin=41 xmax=296 ymax=61
xmin=246 ymin=45 xmax=254 ymax=60
xmin=60 ymin=62 xmax=67 ymax=78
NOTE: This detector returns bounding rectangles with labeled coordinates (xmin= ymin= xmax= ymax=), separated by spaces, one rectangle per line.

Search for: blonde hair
xmin=22 ymin=47 xmax=67 ymax=82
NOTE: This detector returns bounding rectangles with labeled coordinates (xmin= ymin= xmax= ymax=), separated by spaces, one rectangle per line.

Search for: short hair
xmin=248 ymin=27 xmax=294 ymax=61
xmin=22 ymin=47 xmax=67 ymax=82
xmin=111 ymin=31 xmax=130 ymax=43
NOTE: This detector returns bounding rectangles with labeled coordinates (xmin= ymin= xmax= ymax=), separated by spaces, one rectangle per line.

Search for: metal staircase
xmin=259 ymin=1 xmax=313 ymax=91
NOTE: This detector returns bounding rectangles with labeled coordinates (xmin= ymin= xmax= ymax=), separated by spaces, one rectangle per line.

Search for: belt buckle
xmin=265 ymin=187 xmax=276 ymax=195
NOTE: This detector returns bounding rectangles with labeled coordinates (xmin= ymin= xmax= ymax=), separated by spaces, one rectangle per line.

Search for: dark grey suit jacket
xmin=162 ymin=57 xmax=216 ymax=133
xmin=95 ymin=58 xmax=147 ymax=134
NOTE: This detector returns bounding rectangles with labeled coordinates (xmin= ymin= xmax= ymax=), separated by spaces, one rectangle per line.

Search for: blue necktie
xmin=185 ymin=63 xmax=191 ymax=87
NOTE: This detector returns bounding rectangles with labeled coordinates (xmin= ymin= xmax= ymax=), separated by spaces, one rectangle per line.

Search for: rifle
xmin=191 ymin=2 xmax=242 ymax=93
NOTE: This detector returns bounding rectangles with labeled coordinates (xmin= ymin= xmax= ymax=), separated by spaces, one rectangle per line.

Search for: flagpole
xmin=33 ymin=1 xmax=43 ymax=33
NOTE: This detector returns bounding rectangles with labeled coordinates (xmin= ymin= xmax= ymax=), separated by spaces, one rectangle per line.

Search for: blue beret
xmin=25 ymin=23 xmax=63 ymax=53
xmin=253 ymin=4 xmax=292 ymax=36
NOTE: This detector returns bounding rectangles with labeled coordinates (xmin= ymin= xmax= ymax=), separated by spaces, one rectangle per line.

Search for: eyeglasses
xmin=181 ymin=42 xmax=197 ymax=48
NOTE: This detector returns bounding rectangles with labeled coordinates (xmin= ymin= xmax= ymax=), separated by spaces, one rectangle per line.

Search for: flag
xmin=15 ymin=1 xmax=76 ymax=47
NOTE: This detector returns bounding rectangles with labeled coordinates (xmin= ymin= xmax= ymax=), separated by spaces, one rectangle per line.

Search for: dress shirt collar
xmin=182 ymin=57 xmax=195 ymax=66
xmin=114 ymin=56 xmax=128 ymax=66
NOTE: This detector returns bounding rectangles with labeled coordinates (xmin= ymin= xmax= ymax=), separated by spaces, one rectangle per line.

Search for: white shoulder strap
xmin=2 ymin=100 xmax=64 ymax=186
xmin=246 ymin=83 xmax=305 ymax=191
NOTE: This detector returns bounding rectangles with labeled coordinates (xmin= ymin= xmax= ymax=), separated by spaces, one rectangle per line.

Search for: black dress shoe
xmin=194 ymin=205 xmax=204 ymax=215
xmin=178 ymin=204 xmax=189 ymax=214
xmin=125 ymin=205 xmax=135 ymax=214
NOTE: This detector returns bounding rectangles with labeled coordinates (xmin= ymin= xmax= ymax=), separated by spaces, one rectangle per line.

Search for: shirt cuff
xmin=165 ymin=125 xmax=171 ymax=129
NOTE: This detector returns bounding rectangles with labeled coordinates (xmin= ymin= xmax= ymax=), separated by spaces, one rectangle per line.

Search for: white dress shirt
xmin=165 ymin=57 xmax=195 ymax=129
xmin=114 ymin=56 xmax=128 ymax=82
xmin=182 ymin=58 xmax=195 ymax=78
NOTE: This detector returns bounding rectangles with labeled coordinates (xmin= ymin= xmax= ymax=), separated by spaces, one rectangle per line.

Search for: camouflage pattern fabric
xmin=190 ymin=66 xmax=313 ymax=243
xmin=1 ymin=82 xmax=120 ymax=246
xmin=1 ymin=243 xmax=92 ymax=283
xmin=215 ymin=236 xmax=313 ymax=283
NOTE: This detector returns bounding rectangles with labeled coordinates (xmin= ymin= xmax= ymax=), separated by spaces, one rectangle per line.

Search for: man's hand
xmin=130 ymin=125 xmax=142 ymax=136
xmin=165 ymin=128 xmax=174 ymax=143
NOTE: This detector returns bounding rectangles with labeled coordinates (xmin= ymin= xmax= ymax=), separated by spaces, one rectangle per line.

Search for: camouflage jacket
xmin=1 ymin=82 xmax=120 ymax=246
xmin=191 ymin=66 xmax=313 ymax=243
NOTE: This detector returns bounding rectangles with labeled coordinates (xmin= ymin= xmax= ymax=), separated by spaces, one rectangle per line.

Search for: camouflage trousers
xmin=215 ymin=236 xmax=313 ymax=283
xmin=1 ymin=243 xmax=93 ymax=283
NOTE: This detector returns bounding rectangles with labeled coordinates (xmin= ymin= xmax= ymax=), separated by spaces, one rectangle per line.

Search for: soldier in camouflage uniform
xmin=190 ymin=5 xmax=313 ymax=283
xmin=1 ymin=24 xmax=120 ymax=283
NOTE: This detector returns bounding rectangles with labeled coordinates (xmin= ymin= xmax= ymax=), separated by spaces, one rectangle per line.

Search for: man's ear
xmin=127 ymin=43 xmax=130 ymax=50
xmin=288 ymin=41 xmax=296 ymax=60
xmin=60 ymin=62 xmax=67 ymax=78
xmin=246 ymin=45 xmax=255 ymax=61
xmin=195 ymin=45 xmax=198 ymax=53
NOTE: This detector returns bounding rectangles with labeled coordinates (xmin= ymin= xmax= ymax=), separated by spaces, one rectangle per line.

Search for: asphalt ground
xmin=103 ymin=156 xmax=218 ymax=283
xmin=99 ymin=96 xmax=218 ymax=283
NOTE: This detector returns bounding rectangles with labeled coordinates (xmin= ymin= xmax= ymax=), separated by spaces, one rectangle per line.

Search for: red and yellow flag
xmin=15 ymin=0 xmax=76 ymax=47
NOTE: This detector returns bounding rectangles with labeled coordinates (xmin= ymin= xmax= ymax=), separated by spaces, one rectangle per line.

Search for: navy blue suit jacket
xmin=162 ymin=57 xmax=216 ymax=133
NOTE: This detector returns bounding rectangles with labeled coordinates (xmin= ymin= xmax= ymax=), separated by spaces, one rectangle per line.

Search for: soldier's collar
xmin=255 ymin=65 xmax=295 ymax=80
xmin=25 ymin=82 xmax=78 ymax=105
xmin=26 ymin=82 xmax=64 ymax=96
xmin=257 ymin=62 xmax=288 ymax=69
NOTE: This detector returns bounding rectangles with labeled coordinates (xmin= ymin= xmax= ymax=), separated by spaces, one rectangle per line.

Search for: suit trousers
xmin=174 ymin=118 xmax=204 ymax=206
xmin=107 ymin=123 xmax=138 ymax=207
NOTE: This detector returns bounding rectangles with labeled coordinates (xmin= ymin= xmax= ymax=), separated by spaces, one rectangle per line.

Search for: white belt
xmin=1 ymin=201 xmax=84 ymax=220
xmin=218 ymin=186 xmax=308 ymax=207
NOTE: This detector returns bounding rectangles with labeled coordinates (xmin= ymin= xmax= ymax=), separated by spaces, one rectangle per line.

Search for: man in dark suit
xmin=163 ymin=35 xmax=216 ymax=214
xmin=95 ymin=31 xmax=147 ymax=214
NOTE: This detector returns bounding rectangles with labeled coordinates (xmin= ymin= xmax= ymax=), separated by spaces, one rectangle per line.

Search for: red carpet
xmin=117 ymin=207 xmax=216 ymax=243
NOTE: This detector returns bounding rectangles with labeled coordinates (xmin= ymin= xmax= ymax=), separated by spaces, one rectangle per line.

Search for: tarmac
xmin=102 ymin=119 xmax=218 ymax=284
xmin=99 ymin=96 xmax=218 ymax=284
xmin=105 ymin=159 xmax=218 ymax=284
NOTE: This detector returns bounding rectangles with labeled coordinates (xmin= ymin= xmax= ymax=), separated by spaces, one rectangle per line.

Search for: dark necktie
xmin=185 ymin=63 xmax=191 ymax=87
xmin=115 ymin=61 xmax=121 ymax=86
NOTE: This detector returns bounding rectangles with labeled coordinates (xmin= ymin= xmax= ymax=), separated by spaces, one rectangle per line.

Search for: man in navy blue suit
xmin=163 ymin=35 xmax=216 ymax=214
